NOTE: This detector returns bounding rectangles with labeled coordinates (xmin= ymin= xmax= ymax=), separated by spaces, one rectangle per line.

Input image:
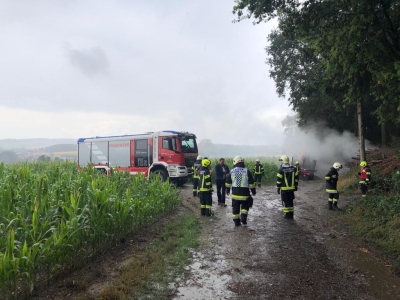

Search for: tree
xmin=37 ymin=155 xmax=51 ymax=162
xmin=0 ymin=150 xmax=20 ymax=164
xmin=233 ymin=0 xmax=400 ymax=158
xmin=281 ymin=115 xmax=299 ymax=136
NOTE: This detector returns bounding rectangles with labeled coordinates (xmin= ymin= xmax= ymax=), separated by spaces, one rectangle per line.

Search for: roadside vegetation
xmin=0 ymin=161 xmax=182 ymax=298
xmin=337 ymin=148 xmax=400 ymax=273
xmin=95 ymin=213 xmax=200 ymax=300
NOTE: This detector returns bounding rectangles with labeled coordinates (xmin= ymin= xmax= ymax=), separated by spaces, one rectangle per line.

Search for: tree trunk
xmin=381 ymin=122 xmax=387 ymax=148
xmin=357 ymin=100 xmax=366 ymax=162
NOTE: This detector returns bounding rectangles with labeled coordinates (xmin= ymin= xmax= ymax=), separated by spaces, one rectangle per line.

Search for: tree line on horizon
xmin=233 ymin=0 xmax=400 ymax=160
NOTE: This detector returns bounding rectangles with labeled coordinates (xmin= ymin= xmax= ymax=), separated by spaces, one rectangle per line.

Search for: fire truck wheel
xmin=152 ymin=169 xmax=168 ymax=182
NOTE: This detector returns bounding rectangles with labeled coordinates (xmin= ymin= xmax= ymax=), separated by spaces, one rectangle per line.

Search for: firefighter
xmin=325 ymin=162 xmax=342 ymax=210
xmin=215 ymin=158 xmax=230 ymax=206
xmin=226 ymin=156 xmax=256 ymax=226
xmin=295 ymin=161 xmax=300 ymax=174
xmin=358 ymin=161 xmax=372 ymax=198
xmin=199 ymin=158 xmax=213 ymax=216
xmin=253 ymin=159 xmax=264 ymax=188
xmin=191 ymin=156 xmax=202 ymax=197
xmin=276 ymin=155 xmax=299 ymax=219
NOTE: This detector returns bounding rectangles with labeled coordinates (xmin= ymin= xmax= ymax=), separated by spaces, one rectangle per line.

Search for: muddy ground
xmin=30 ymin=177 xmax=400 ymax=299
xmin=173 ymin=178 xmax=400 ymax=300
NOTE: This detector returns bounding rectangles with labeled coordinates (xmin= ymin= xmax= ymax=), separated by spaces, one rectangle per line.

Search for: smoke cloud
xmin=282 ymin=124 xmax=376 ymax=175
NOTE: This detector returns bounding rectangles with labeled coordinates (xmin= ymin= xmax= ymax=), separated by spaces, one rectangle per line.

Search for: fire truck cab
xmin=77 ymin=130 xmax=198 ymax=186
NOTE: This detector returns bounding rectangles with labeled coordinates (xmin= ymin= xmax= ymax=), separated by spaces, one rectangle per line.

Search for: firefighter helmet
xmin=201 ymin=158 xmax=211 ymax=167
xmin=233 ymin=156 xmax=243 ymax=164
xmin=333 ymin=162 xmax=342 ymax=170
xmin=360 ymin=161 xmax=367 ymax=167
xmin=256 ymin=159 xmax=260 ymax=162
xmin=197 ymin=155 xmax=202 ymax=160
xmin=279 ymin=155 xmax=289 ymax=164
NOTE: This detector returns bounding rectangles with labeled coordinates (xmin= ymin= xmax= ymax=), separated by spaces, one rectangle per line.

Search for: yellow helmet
xmin=233 ymin=156 xmax=243 ymax=164
xmin=279 ymin=155 xmax=289 ymax=164
xmin=360 ymin=161 xmax=367 ymax=167
xmin=333 ymin=162 xmax=342 ymax=170
xmin=201 ymin=158 xmax=211 ymax=167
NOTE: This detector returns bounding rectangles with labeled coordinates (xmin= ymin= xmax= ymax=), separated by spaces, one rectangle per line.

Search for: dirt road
xmin=173 ymin=178 xmax=400 ymax=300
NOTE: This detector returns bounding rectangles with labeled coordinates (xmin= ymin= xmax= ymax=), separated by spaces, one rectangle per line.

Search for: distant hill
xmin=0 ymin=138 xmax=76 ymax=150
xmin=44 ymin=144 xmax=76 ymax=152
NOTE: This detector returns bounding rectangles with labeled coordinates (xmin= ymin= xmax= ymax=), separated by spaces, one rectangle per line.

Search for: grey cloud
xmin=65 ymin=46 xmax=110 ymax=76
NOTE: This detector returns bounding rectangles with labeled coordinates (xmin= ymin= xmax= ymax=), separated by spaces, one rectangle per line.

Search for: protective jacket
xmin=359 ymin=167 xmax=372 ymax=183
xmin=226 ymin=162 xmax=256 ymax=200
xmin=192 ymin=159 xmax=202 ymax=179
xmin=325 ymin=167 xmax=339 ymax=193
xmin=199 ymin=166 xmax=212 ymax=192
xmin=254 ymin=163 xmax=264 ymax=175
xmin=276 ymin=163 xmax=299 ymax=192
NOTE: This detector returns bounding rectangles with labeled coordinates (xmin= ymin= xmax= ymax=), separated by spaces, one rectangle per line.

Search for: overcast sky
xmin=0 ymin=0 xmax=294 ymax=146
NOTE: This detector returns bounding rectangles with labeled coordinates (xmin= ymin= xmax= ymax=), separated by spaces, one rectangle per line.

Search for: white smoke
xmin=282 ymin=124 xmax=376 ymax=175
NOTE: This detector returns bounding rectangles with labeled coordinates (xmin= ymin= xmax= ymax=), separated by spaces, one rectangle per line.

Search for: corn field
xmin=0 ymin=161 xmax=181 ymax=298
xmin=207 ymin=157 xmax=279 ymax=185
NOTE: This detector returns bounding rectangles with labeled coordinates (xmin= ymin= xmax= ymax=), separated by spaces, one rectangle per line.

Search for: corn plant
xmin=0 ymin=161 xmax=181 ymax=298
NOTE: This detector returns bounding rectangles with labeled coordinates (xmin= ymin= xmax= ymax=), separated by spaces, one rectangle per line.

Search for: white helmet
xmin=333 ymin=162 xmax=342 ymax=170
xmin=279 ymin=155 xmax=289 ymax=164
xmin=233 ymin=155 xmax=243 ymax=164
xmin=256 ymin=159 xmax=260 ymax=162
xmin=197 ymin=155 xmax=202 ymax=160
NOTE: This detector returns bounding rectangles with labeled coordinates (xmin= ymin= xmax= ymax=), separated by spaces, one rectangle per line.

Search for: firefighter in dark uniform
xmin=358 ymin=161 xmax=372 ymax=198
xmin=325 ymin=162 xmax=342 ymax=210
xmin=295 ymin=160 xmax=300 ymax=174
xmin=226 ymin=156 xmax=256 ymax=227
xmin=199 ymin=158 xmax=213 ymax=216
xmin=276 ymin=155 xmax=299 ymax=219
xmin=191 ymin=155 xmax=202 ymax=197
xmin=253 ymin=159 xmax=264 ymax=188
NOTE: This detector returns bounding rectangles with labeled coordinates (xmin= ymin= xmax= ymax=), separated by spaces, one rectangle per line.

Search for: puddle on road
xmin=172 ymin=250 xmax=234 ymax=300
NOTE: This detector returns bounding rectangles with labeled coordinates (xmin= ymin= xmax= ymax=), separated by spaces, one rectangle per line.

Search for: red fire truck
xmin=77 ymin=130 xmax=198 ymax=186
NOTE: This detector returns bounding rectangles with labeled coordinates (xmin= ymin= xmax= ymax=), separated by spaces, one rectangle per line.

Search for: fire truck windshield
xmin=179 ymin=136 xmax=197 ymax=153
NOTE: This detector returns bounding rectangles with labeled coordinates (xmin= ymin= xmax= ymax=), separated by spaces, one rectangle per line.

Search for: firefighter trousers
xmin=254 ymin=174 xmax=262 ymax=187
xmin=216 ymin=179 xmax=226 ymax=204
xmin=281 ymin=191 xmax=294 ymax=219
xmin=359 ymin=182 xmax=368 ymax=197
xmin=232 ymin=199 xmax=250 ymax=226
xmin=192 ymin=177 xmax=200 ymax=196
xmin=199 ymin=191 xmax=212 ymax=216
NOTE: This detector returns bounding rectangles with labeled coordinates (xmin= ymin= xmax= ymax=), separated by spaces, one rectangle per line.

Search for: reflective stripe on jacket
xmin=325 ymin=167 xmax=339 ymax=193
xmin=226 ymin=162 xmax=256 ymax=200
xmin=276 ymin=163 xmax=298 ymax=192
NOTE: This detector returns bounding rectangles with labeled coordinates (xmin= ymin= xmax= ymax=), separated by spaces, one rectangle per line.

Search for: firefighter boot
xmin=333 ymin=202 xmax=340 ymax=211
xmin=283 ymin=213 xmax=290 ymax=219
xmin=289 ymin=212 xmax=294 ymax=219
xmin=193 ymin=191 xmax=197 ymax=197
xmin=201 ymin=208 xmax=206 ymax=216
xmin=234 ymin=219 xmax=241 ymax=227
xmin=241 ymin=216 xmax=247 ymax=226
xmin=328 ymin=202 xmax=333 ymax=210
xmin=206 ymin=208 xmax=212 ymax=217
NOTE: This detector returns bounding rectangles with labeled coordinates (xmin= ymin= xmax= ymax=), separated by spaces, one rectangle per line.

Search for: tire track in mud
xmin=173 ymin=180 xmax=400 ymax=300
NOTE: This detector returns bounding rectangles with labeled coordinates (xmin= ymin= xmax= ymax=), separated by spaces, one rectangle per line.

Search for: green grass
xmin=338 ymin=164 xmax=400 ymax=272
xmin=96 ymin=212 xmax=201 ymax=299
